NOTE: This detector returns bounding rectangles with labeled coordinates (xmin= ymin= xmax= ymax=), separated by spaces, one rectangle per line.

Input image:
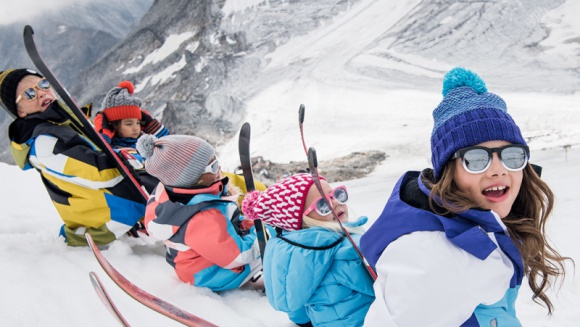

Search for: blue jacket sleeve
xmin=287 ymin=307 xmax=310 ymax=326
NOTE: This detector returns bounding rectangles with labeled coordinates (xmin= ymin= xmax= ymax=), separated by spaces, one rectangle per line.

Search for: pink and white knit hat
xmin=242 ymin=173 xmax=323 ymax=231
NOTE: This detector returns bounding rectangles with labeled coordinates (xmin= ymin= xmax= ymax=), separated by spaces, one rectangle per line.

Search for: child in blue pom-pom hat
xmin=360 ymin=67 xmax=571 ymax=326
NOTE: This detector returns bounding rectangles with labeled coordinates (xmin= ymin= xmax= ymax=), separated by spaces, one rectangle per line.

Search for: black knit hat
xmin=0 ymin=68 xmax=43 ymax=117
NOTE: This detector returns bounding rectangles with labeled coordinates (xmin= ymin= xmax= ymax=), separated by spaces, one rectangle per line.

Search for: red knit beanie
xmin=242 ymin=173 xmax=325 ymax=231
xmin=101 ymin=81 xmax=142 ymax=121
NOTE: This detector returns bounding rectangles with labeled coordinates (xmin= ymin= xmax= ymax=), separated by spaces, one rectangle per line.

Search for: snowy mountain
xmin=0 ymin=0 xmax=153 ymax=84
xmin=1 ymin=0 xmax=579 ymax=326
xmin=0 ymin=0 xmax=153 ymax=164
xmin=70 ymin=0 xmax=580 ymax=152
xmin=2 ymin=0 xmax=579 ymax=163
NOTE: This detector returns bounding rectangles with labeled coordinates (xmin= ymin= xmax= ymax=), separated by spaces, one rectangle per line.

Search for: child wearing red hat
xmin=94 ymin=81 xmax=170 ymax=192
xmin=95 ymin=80 xmax=169 ymax=148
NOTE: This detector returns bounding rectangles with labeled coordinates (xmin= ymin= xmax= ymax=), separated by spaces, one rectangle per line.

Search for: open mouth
xmin=41 ymin=99 xmax=53 ymax=109
xmin=482 ymin=185 xmax=508 ymax=198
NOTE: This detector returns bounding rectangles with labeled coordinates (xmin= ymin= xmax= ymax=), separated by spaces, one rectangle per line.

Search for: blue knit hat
xmin=430 ymin=67 xmax=527 ymax=181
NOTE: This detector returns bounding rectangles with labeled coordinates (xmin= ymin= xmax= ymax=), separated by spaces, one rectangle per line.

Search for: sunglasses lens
xmin=333 ymin=187 xmax=348 ymax=203
xmin=501 ymin=146 xmax=527 ymax=170
xmin=38 ymin=79 xmax=51 ymax=90
xmin=211 ymin=159 xmax=219 ymax=174
xmin=463 ymin=148 xmax=490 ymax=172
xmin=23 ymin=88 xmax=37 ymax=100
xmin=315 ymin=199 xmax=332 ymax=216
xmin=312 ymin=187 xmax=349 ymax=216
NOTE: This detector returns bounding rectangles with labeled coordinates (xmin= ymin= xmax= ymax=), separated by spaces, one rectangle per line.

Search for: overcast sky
xmin=0 ymin=0 xmax=94 ymax=25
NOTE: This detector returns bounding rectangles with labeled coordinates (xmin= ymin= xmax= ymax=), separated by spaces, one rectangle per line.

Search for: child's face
xmin=196 ymin=156 xmax=222 ymax=187
xmin=15 ymin=75 xmax=56 ymax=118
xmin=453 ymin=140 xmax=523 ymax=218
xmin=304 ymin=179 xmax=349 ymax=222
xmin=115 ymin=118 xmax=142 ymax=138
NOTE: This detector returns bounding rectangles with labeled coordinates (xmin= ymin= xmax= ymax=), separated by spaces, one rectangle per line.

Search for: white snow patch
xmin=123 ymin=32 xmax=194 ymax=74
xmin=540 ymin=1 xmax=580 ymax=53
xmin=222 ymin=0 xmax=269 ymax=15
xmin=134 ymin=55 xmax=187 ymax=90
xmin=186 ymin=41 xmax=200 ymax=53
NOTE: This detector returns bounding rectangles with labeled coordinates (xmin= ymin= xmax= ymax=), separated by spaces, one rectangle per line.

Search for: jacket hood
xmin=8 ymin=102 xmax=72 ymax=169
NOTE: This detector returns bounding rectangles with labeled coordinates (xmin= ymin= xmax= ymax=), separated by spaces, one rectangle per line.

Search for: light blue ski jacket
xmin=263 ymin=217 xmax=375 ymax=327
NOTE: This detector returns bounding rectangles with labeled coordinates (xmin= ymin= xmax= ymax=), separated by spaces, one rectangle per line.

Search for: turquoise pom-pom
xmin=442 ymin=67 xmax=487 ymax=96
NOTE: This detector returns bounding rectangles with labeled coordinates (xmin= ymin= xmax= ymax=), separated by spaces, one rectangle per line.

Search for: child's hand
xmin=240 ymin=218 xmax=255 ymax=231
xmin=140 ymin=109 xmax=162 ymax=134
xmin=231 ymin=216 xmax=253 ymax=236
xmin=94 ymin=111 xmax=115 ymax=143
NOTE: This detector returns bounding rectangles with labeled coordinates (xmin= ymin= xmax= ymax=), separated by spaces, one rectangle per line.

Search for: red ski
xmin=89 ymin=271 xmax=131 ymax=326
xmin=86 ymin=234 xmax=219 ymax=327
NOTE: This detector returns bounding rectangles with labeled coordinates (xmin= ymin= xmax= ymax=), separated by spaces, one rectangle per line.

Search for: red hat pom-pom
xmin=118 ymin=80 xmax=135 ymax=95
xmin=242 ymin=190 xmax=262 ymax=220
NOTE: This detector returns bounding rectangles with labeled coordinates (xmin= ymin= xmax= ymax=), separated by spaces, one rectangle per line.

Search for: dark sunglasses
xmin=304 ymin=185 xmax=348 ymax=216
xmin=202 ymin=156 xmax=220 ymax=175
xmin=15 ymin=78 xmax=51 ymax=103
xmin=451 ymin=144 xmax=529 ymax=174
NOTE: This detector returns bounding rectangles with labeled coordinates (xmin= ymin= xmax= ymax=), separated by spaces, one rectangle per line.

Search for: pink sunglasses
xmin=303 ymin=185 xmax=348 ymax=216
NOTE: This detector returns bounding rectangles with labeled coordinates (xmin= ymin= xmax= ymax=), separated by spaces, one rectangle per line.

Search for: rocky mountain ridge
xmin=0 ymin=0 xmax=153 ymax=163
xmin=2 ymin=0 xmax=579 ymax=172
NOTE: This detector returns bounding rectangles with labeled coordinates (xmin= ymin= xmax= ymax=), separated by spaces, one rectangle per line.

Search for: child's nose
xmin=487 ymin=153 xmax=506 ymax=176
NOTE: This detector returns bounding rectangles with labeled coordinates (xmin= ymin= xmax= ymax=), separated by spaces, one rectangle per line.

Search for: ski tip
xmin=308 ymin=147 xmax=318 ymax=167
xmin=241 ymin=122 xmax=251 ymax=134
xmin=23 ymin=25 xmax=34 ymax=35
xmin=299 ymin=104 xmax=305 ymax=123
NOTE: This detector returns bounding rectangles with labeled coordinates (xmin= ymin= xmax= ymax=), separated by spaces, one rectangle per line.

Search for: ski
xmin=298 ymin=104 xmax=308 ymax=156
xmin=89 ymin=271 xmax=131 ymax=326
xmin=238 ymin=123 xmax=256 ymax=192
xmin=85 ymin=234 xmax=219 ymax=327
xmin=307 ymin=147 xmax=377 ymax=281
xmin=238 ymin=122 xmax=267 ymax=262
xmin=22 ymin=25 xmax=148 ymax=203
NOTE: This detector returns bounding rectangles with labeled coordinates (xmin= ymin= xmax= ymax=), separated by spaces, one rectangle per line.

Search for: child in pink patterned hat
xmin=242 ymin=173 xmax=374 ymax=327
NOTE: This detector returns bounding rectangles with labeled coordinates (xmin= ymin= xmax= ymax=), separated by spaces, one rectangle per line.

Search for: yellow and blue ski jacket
xmin=8 ymin=102 xmax=145 ymax=246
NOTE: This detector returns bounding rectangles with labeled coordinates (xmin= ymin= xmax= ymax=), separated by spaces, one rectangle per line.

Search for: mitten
xmin=94 ymin=111 xmax=115 ymax=144
xmin=140 ymin=109 xmax=163 ymax=135
xmin=231 ymin=215 xmax=251 ymax=237
xmin=127 ymin=221 xmax=148 ymax=238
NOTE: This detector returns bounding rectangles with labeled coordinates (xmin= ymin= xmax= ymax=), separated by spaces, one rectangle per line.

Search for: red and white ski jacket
xmin=144 ymin=178 xmax=261 ymax=291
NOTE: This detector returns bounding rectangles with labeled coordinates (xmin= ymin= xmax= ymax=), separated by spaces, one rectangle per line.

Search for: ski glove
xmin=231 ymin=215 xmax=252 ymax=237
xmin=140 ymin=109 xmax=163 ymax=135
xmin=94 ymin=111 xmax=115 ymax=144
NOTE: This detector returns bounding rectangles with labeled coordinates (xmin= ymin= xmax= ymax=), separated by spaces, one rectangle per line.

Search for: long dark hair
xmin=424 ymin=163 xmax=572 ymax=314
